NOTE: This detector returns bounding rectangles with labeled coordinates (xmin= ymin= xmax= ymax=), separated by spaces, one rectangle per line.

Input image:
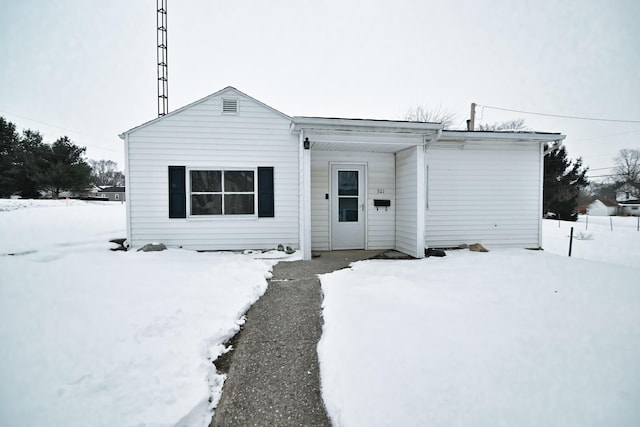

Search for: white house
xmin=586 ymin=199 xmax=618 ymax=216
xmin=119 ymin=87 xmax=565 ymax=260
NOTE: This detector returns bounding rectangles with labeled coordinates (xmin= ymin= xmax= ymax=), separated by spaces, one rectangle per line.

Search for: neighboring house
xmin=616 ymin=183 xmax=640 ymax=203
xmin=619 ymin=200 xmax=640 ymax=216
xmin=586 ymin=199 xmax=618 ymax=216
xmin=40 ymin=185 xmax=100 ymax=199
xmin=98 ymin=186 xmax=126 ymax=201
xmin=119 ymin=86 xmax=565 ymax=259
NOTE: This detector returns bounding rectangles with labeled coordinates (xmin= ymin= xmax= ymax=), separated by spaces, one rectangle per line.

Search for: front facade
xmin=120 ymin=87 xmax=565 ymax=260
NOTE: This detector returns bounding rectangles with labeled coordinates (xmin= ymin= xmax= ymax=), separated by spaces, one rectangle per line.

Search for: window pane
xmin=338 ymin=197 xmax=358 ymax=222
xmin=338 ymin=171 xmax=358 ymax=196
xmin=225 ymin=194 xmax=255 ymax=214
xmin=225 ymin=170 xmax=254 ymax=192
xmin=191 ymin=171 xmax=221 ymax=192
xmin=191 ymin=194 xmax=222 ymax=215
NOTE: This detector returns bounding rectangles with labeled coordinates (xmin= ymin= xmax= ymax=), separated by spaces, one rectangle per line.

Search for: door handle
xmin=361 ymin=203 xmax=365 ymax=211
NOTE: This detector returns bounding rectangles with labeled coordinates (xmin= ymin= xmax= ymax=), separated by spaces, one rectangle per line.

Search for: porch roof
xmin=290 ymin=117 xmax=443 ymax=153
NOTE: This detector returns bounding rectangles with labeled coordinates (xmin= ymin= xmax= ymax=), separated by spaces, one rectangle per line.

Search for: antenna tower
xmin=157 ymin=0 xmax=168 ymax=116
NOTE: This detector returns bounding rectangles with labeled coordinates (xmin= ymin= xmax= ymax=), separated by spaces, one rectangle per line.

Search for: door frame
xmin=329 ymin=162 xmax=367 ymax=250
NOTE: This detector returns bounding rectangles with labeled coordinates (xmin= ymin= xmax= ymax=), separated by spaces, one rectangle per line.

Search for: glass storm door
xmin=331 ymin=164 xmax=365 ymax=250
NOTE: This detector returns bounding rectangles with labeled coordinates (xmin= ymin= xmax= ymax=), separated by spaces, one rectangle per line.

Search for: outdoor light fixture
xmin=303 ymin=137 xmax=310 ymax=149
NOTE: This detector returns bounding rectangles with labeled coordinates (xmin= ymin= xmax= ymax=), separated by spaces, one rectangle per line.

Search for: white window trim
xmin=187 ymin=167 xmax=257 ymax=218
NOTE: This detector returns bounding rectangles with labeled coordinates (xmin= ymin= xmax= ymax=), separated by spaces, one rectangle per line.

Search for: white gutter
xmin=291 ymin=116 xmax=444 ymax=134
xmin=442 ymin=131 xmax=566 ymax=144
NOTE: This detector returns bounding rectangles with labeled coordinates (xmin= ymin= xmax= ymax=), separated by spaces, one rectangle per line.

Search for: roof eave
xmin=441 ymin=130 xmax=566 ymax=143
xmin=291 ymin=116 xmax=444 ymax=134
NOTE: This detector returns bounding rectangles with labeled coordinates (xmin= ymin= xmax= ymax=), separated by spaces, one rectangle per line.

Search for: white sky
xmin=1 ymin=0 xmax=639 ymax=178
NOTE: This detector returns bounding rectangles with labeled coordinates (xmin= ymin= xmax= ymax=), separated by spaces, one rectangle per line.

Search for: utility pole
xmin=157 ymin=0 xmax=168 ymax=117
xmin=468 ymin=102 xmax=476 ymax=131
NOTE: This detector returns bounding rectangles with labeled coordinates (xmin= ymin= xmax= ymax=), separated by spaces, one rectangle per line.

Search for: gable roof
xmin=590 ymin=198 xmax=618 ymax=207
xmin=119 ymin=86 xmax=566 ymax=143
xmin=119 ymin=86 xmax=291 ymax=138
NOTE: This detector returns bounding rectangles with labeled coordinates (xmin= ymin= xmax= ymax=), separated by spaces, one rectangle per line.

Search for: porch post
xmin=299 ymin=131 xmax=312 ymax=260
xmin=416 ymin=145 xmax=426 ymax=258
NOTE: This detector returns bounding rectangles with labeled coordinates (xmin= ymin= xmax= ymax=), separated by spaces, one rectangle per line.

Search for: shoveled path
xmin=210 ymin=250 xmax=384 ymax=427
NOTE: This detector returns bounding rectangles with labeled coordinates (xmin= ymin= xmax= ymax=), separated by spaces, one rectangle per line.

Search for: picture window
xmin=190 ymin=170 xmax=254 ymax=215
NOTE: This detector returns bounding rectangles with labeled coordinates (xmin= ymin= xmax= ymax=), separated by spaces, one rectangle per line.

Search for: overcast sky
xmin=1 ymin=0 xmax=639 ymax=179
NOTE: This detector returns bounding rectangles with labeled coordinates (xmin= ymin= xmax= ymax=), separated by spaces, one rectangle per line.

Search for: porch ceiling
xmin=308 ymin=138 xmax=419 ymax=153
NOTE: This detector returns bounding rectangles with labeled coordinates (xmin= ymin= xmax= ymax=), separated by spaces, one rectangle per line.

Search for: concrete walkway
xmin=210 ymin=250 xmax=384 ymax=427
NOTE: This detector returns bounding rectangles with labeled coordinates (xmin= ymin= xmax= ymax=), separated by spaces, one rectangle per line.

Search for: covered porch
xmin=290 ymin=117 xmax=443 ymax=260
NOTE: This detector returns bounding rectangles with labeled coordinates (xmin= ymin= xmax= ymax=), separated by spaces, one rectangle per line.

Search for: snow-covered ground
xmin=0 ymin=200 xmax=282 ymax=426
xmin=3 ymin=202 xmax=639 ymax=427
xmin=318 ymin=217 xmax=640 ymax=427
xmin=543 ymin=214 xmax=640 ymax=267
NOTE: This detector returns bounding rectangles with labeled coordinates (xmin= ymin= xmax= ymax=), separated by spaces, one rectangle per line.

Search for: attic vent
xmin=222 ymin=98 xmax=238 ymax=114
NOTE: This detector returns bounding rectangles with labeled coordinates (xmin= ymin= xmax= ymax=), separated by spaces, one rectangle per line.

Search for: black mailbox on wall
xmin=373 ymin=199 xmax=391 ymax=211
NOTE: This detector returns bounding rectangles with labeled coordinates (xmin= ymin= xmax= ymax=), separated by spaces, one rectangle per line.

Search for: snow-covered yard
xmin=2 ymin=202 xmax=639 ymax=427
xmin=0 ymin=200 xmax=278 ymax=426
xmin=318 ymin=217 xmax=640 ymax=427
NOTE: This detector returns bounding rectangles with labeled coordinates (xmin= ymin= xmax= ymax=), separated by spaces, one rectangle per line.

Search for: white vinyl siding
xmin=425 ymin=140 xmax=542 ymax=248
xmin=310 ymin=151 xmax=395 ymax=251
xmin=125 ymin=89 xmax=299 ymax=251
xmin=395 ymin=147 xmax=421 ymax=257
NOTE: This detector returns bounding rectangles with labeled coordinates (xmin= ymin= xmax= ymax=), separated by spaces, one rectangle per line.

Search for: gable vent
xmin=222 ymin=98 xmax=238 ymax=114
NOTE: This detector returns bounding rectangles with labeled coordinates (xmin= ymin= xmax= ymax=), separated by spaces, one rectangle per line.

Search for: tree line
xmin=0 ymin=116 xmax=123 ymax=199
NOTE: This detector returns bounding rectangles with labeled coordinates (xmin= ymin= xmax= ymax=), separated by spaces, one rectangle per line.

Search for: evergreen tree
xmin=543 ymin=144 xmax=588 ymax=220
xmin=13 ymin=129 xmax=47 ymax=198
xmin=39 ymin=137 xmax=93 ymax=198
xmin=0 ymin=117 xmax=20 ymax=197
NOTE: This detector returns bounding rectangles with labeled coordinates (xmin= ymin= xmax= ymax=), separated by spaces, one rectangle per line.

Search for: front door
xmin=331 ymin=164 xmax=366 ymax=250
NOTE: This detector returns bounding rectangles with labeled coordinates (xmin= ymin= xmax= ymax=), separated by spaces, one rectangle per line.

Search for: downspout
xmin=118 ymin=132 xmax=133 ymax=248
xmin=423 ymin=129 xmax=442 ymax=210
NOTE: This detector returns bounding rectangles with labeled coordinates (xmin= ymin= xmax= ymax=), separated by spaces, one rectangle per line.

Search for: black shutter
xmin=168 ymin=166 xmax=186 ymax=218
xmin=257 ymin=167 xmax=274 ymax=217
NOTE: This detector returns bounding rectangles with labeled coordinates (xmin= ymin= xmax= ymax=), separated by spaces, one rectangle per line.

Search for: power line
xmin=478 ymin=105 xmax=640 ymax=124
xmin=0 ymin=109 xmax=123 ymax=153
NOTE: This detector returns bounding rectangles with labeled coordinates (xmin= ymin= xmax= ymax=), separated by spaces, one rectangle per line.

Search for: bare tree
xmin=89 ymin=159 xmax=125 ymax=187
xmin=613 ymin=148 xmax=640 ymax=185
xmin=404 ymin=105 xmax=457 ymax=129
xmin=477 ymin=118 xmax=527 ymax=131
